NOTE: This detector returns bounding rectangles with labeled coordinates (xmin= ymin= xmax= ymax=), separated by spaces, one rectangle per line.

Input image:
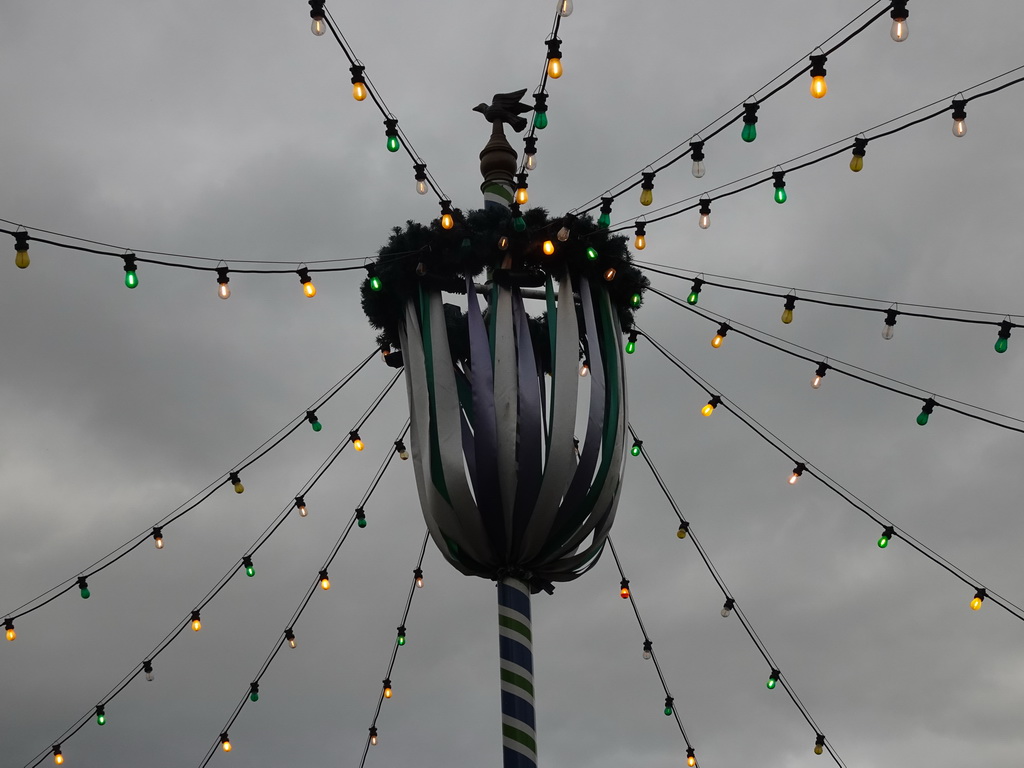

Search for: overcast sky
xmin=2 ymin=2 xmax=1024 ymax=767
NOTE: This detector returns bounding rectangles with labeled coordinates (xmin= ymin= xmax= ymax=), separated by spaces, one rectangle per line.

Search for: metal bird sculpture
xmin=473 ymin=88 xmax=533 ymax=133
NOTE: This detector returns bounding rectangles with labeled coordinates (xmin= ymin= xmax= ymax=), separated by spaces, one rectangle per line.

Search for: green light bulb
xmin=386 ymin=135 xmax=401 ymax=153
xmin=916 ymin=411 xmax=930 ymax=426
xmin=774 ymin=186 xmax=787 ymax=204
xmin=250 ymin=690 xmax=259 ymax=702
xmin=97 ymin=713 xmax=106 ymax=726
xmin=124 ymin=270 xmax=138 ymax=289
xmin=534 ymin=112 xmax=548 ymax=130
xmin=687 ymin=292 xmax=699 ymax=305
xmin=369 ymin=275 xmax=382 ymax=292
xmin=995 ymin=336 xmax=1009 ymax=354
xmin=80 ymin=586 xmax=91 ymax=599
xmin=586 ymin=247 xmax=598 ymax=261
xmin=513 ymin=216 xmax=526 ymax=232
xmin=630 ymin=443 xmax=641 ymax=456
xmin=310 ymin=420 xmax=322 ymax=432
xmin=630 ymin=293 xmax=642 ymax=307
xmin=663 ymin=705 xmax=673 ymax=716
xmin=877 ymin=534 xmax=889 ymax=549
xmin=766 ymin=676 xmax=777 ymax=689
xmin=597 ymin=213 xmax=611 ymax=228
xmin=741 ymin=123 xmax=757 ymax=143
xmin=397 ymin=634 xmax=406 ymax=646
xmin=246 ymin=565 xmax=255 ymax=577
xmin=357 ymin=517 xmax=367 ymax=529
xmin=625 ymin=340 xmax=635 ymax=355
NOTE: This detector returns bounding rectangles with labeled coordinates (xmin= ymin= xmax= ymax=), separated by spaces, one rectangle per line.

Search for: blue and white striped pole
xmin=497 ymin=577 xmax=537 ymax=768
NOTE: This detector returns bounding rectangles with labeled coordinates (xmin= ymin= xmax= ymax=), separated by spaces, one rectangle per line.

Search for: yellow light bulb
xmin=547 ymin=58 xmax=562 ymax=79
xmin=6 ymin=627 xmax=15 ymax=642
xmin=971 ymin=596 xmax=983 ymax=611
xmin=814 ymin=744 xmax=824 ymax=756
xmin=54 ymin=753 xmax=64 ymax=765
xmin=233 ymin=481 xmax=245 ymax=494
xmin=688 ymin=757 xmax=696 ymax=767
xmin=288 ymin=636 xmax=297 ymax=649
xmin=384 ymin=686 xmax=392 ymax=699
xmin=701 ymin=403 xmax=714 ymax=417
xmin=849 ymin=155 xmax=864 ymax=172
xmin=352 ymin=82 xmax=367 ymax=102
xmin=810 ymin=76 xmax=827 ymax=99
xmin=542 ymin=240 xmax=555 ymax=255
xmin=321 ymin=577 xmax=331 ymax=590
xmin=303 ymin=280 xmax=316 ymax=298
xmin=222 ymin=740 xmax=232 ymax=753
xmin=634 ymin=234 xmax=646 ymax=250
xmin=781 ymin=308 xmax=794 ymax=324
xmin=441 ymin=213 xmax=454 ymax=230
xmin=353 ymin=438 xmax=365 ymax=451
xmin=15 ymin=249 xmax=30 ymax=269
xmin=639 ymin=188 xmax=653 ymax=206
xmin=192 ymin=619 xmax=202 ymax=632
xmin=516 ymin=187 xmax=528 ymax=205
xmin=788 ymin=473 xmax=800 ymax=485
xmin=711 ymin=334 xmax=723 ymax=349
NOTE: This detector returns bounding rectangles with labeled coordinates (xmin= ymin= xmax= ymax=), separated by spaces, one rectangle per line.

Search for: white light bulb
xmin=525 ymin=154 xmax=537 ymax=171
xmin=557 ymin=0 xmax=573 ymax=16
xmin=882 ymin=323 xmax=895 ymax=340
xmin=890 ymin=18 xmax=908 ymax=42
xmin=416 ymin=179 xmax=429 ymax=195
xmin=311 ymin=17 xmax=326 ymax=36
xmin=691 ymin=160 xmax=706 ymax=178
xmin=811 ymin=375 xmax=822 ymax=389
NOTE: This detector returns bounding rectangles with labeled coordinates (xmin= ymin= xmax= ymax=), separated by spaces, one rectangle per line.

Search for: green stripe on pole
xmin=500 ymin=668 xmax=535 ymax=697
xmin=498 ymin=614 xmax=533 ymax=642
xmin=502 ymin=724 xmax=538 ymax=753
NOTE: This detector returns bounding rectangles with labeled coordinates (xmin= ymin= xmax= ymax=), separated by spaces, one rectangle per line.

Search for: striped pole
xmin=497 ymin=577 xmax=537 ymax=768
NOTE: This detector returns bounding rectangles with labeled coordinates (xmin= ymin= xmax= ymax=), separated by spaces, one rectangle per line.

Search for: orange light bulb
xmin=711 ymin=334 xmax=723 ymax=349
xmin=542 ymin=240 xmax=555 ymax=255
xmin=303 ymin=280 xmax=316 ymax=298
xmin=352 ymin=82 xmax=367 ymax=102
xmin=441 ymin=213 xmax=454 ymax=230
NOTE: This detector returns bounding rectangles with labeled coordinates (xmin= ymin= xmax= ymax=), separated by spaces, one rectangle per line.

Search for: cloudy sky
xmin=2 ymin=1 xmax=1023 ymax=766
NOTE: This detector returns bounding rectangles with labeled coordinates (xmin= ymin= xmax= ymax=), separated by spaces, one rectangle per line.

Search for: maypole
xmin=360 ymin=89 xmax=647 ymax=768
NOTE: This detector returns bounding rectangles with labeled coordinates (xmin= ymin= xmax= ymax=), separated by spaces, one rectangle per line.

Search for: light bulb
xmin=296 ymin=495 xmax=307 ymax=517
xmin=772 ymin=170 xmax=787 ymax=204
xmin=151 ymin=529 xmax=164 ymax=549
xmin=216 ymin=268 xmax=231 ymax=299
xmin=533 ymin=92 xmax=549 ymax=130
xmin=598 ymin=197 xmax=613 ymax=228
xmin=368 ymin=273 xmax=382 ymax=291
xmin=809 ymin=55 xmax=828 ymax=98
xmin=557 ymin=226 xmax=569 ymax=241
xmin=311 ymin=16 xmax=326 ymax=35
xmin=53 ymin=747 xmax=63 ymax=765
xmin=630 ymin=293 xmax=642 ymax=308
xmin=356 ymin=508 xmax=367 ymax=528
xmin=917 ymin=398 xmax=935 ymax=426
xmin=144 ymin=661 xmax=154 ymax=682
xmin=547 ymin=57 xmax=562 ymax=79
xmin=585 ymin=246 xmax=598 ymax=260
xmin=619 ymin=579 xmax=630 ymax=599
xmin=995 ymin=321 xmax=1012 ymax=353
xmin=307 ymin=410 xmax=322 ymax=432
xmin=741 ymin=102 xmax=759 ymax=142
xmin=634 ymin=234 xmax=645 ymax=250
xmin=711 ymin=324 xmax=728 ymax=349
xmin=220 ymin=734 xmax=232 ymax=753
xmin=441 ymin=213 xmax=454 ymax=230
xmin=877 ymin=526 xmax=894 ymax=549
xmin=698 ymin=200 xmax=711 ymax=229
xmin=814 ymin=736 xmax=825 ymax=756
xmin=687 ymin=749 xmax=696 ymax=768
xmin=397 ymin=627 xmax=406 ymax=646
xmin=123 ymin=255 xmax=139 ymax=289
xmin=971 ymin=589 xmax=985 ymax=610
xmin=395 ymin=440 xmax=410 ymax=460
xmin=370 ymin=727 xmax=378 ymax=746
xmin=603 ymin=267 xmax=616 ymax=282
xmin=789 ymin=463 xmax=806 ymax=484
xmin=78 ymin=577 xmax=90 ymax=600
xmin=416 ymin=178 xmax=429 ymax=195
xmin=639 ymin=189 xmax=653 ymax=206
xmin=850 ymin=154 xmax=864 ymax=172
xmin=812 ymin=375 xmax=823 ymax=389
xmin=384 ymin=118 xmax=400 ymax=153
xmin=630 ymin=439 xmax=642 ymax=457
xmin=243 ymin=556 xmax=255 ymax=578
xmin=320 ymin=571 xmax=331 ymax=590
xmin=701 ymin=396 xmax=720 ymax=417
xmin=546 ymin=37 xmax=563 ymax=79
xmin=741 ymin=122 xmax=757 ymax=142
xmin=721 ymin=598 xmax=734 ymax=617
xmin=890 ymin=17 xmax=908 ymax=41
xmin=309 ymin=1 xmax=327 ymax=37
xmin=812 ymin=361 xmax=829 ymax=389
xmin=414 ymin=568 xmax=424 ymax=588
xmin=781 ymin=295 xmax=796 ymax=324
xmin=249 ymin=682 xmax=260 ymax=702
xmin=691 ymin=158 xmax=706 ymax=178
xmin=951 ymin=99 xmax=967 ymax=137
xmin=882 ymin=309 xmax=898 ymax=340
xmin=525 ymin=152 xmax=537 ymax=171
xmin=286 ymin=629 xmax=297 ymax=648
xmin=498 ymin=236 xmax=509 ymax=250
xmin=557 ymin=0 xmax=573 ymax=17
xmin=534 ymin=111 xmax=548 ymax=130
xmin=383 ymin=679 xmax=393 ymax=699
xmin=676 ymin=522 xmax=688 ymax=539
xmin=625 ymin=332 xmax=637 ymax=355
xmin=413 ymin=162 xmax=429 ymax=195
xmin=642 ymin=640 xmax=652 ymax=660
xmin=15 ymin=231 xmax=30 ymax=269
xmin=664 ymin=697 xmax=674 ymax=716
xmin=351 ymin=65 xmax=367 ymax=101
xmin=229 ymin=472 xmax=244 ymax=494
xmin=350 ymin=431 xmax=365 ymax=451
xmin=191 ymin=611 xmax=202 ymax=632
xmin=95 ymin=706 xmax=106 ymax=726
xmin=690 ymin=140 xmax=706 ymax=178
xmin=5 ymin=618 xmax=16 ymax=641
xmin=767 ymin=670 xmax=779 ymax=689
xmin=579 ymin=361 xmax=589 ymax=377
xmin=298 ymin=267 xmax=316 ymax=298
xmin=542 ymin=240 xmax=555 ymax=256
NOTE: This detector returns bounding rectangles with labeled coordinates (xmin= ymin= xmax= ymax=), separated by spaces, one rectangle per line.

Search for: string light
xmin=971 ymin=588 xmax=987 ymax=611
xmin=366 ymin=265 xmax=383 ymax=292
xmin=579 ymin=360 xmax=590 ymax=377
xmin=297 ymin=267 xmax=316 ymax=298
xmin=95 ymin=705 xmax=106 ymax=726
xmin=414 ymin=567 xmax=424 ymax=588
xmin=228 ymin=471 xmax=244 ymax=494
xmin=916 ymin=397 xmax=936 ymax=426
xmin=585 ymin=246 xmax=598 ymax=261
xmin=369 ymin=726 xmax=378 ymax=746
xmin=890 ymin=0 xmax=909 ymax=41
xmin=533 ymin=91 xmax=549 ymax=130
xmin=515 ymin=173 xmax=529 ymax=205
xmin=690 ymin=139 xmax=706 ymax=178
xmin=350 ymin=431 xmax=365 ymax=451
xmin=14 ymin=231 xmax=29 ymax=268
xmin=642 ymin=639 xmax=652 ymax=660
xmin=633 ymin=221 xmax=647 ymax=250
xmin=676 ymin=521 xmax=689 ymax=539
xmin=698 ymin=198 xmax=711 ymax=229
xmin=356 ymin=507 xmax=367 ymax=528
xmin=524 ymin=136 xmax=538 ymax=171
xmin=686 ymin=278 xmax=703 ymax=305
xmin=741 ymin=102 xmax=759 ymax=142
xmin=951 ymin=98 xmax=967 ymax=137
xmin=144 ymin=660 xmax=154 ymax=682
xmin=308 ymin=0 xmax=326 ymax=36
xmin=306 ymin=410 xmax=323 ymax=432
xmin=557 ymin=0 xmax=573 ymax=17
xmin=701 ymin=395 xmax=721 ymax=417
xmin=77 ymin=576 xmax=90 ymax=600
xmin=850 ymin=136 xmax=868 ymax=172
xmin=686 ymin=747 xmax=697 ymax=767
xmin=5 ymin=617 xmax=15 ymax=641
xmin=216 ymin=267 xmax=231 ymax=299
xmin=809 ymin=54 xmax=828 ymax=99
xmin=766 ymin=669 xmax=780 ymax=690
xmin=350 ymin=65 xmax=367 ymax=102
xmin=557 ymin=213 xmax=574 ymax=241
xmin=52 ymin=745 xmax=63 ymax=765
xmin=625 ymin=331 xmax=638 ymax=355
xmin=630 ymin=293 xmax=642 ymax=308
xmin=243 ymin=556 xmax=255 ymax=578
xmin=720 ymin=598 xmax=734 ymax=618
xmin=814 ymin=734 xmax=826 ymax=756
xmin=772 ymin=170 xmax=788 ymax=204
xmin=781 ymin=295 xmax=796 ymax=324
xmin=598 ymin=196 xmax=613 ymax=228
xmin=619 ymin=578 xmax=630 ymax=599
xmin=383 ymin=678 xmax=393 ymax=698
xmin=394 ymin=439 xmax=409 ymax=460
xmin=788 ymin=462 xmax=806 ymax=485
xmin=811 ymin=361 xmax=829 ymax=389
xmin=413 ymin=163 xmax=429 ymax=195
xmin=711 ymin=322 xmax=730 ymax=348
xmin=285 ymin=628 xmax=297 ymax=649
xmin=439 ymin=200 xmax=455 ymax=230
xmin=319 ymin=570 xmax=331 ymax=591
xmin=995 ymin=320 xmax=1012 ymax=353
xmin=191 ymin=610 xmax=202 ymax=632
xmin=542 ymin=239 xmax=555 ymax=256
xmin=294 ymin=495 xmax=307 ymax=518
xmin=663 ymin=695 xmax=674 ymax=716
xmin=220 ymin=733 xmax=232 ymax=753
xmin=510 ymin=202 xmax=526 ymax=232
xmin=877 ymin=526 xmax=895 ymax=549
xmin=122 ymin=254 xmax=139 ymax=289
xmin=882 ymin=308 xmax=898 ymax=339
xmin=546 ymin=37 xmax=563 ymax=79
xmin=639 ymin=171 xmax=655 ymax=207
xmin=249 ymin=682 xmax=260 ymax=703
xmin=384 ymin=118 xmax=401 ymax=153
xmin=603 ymin=266 xmax=617 ymax=282
xmin=397 ymin=625 xmax=407 ymax=645
xmin=630 ymin=438 xmax=643 ymax=457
